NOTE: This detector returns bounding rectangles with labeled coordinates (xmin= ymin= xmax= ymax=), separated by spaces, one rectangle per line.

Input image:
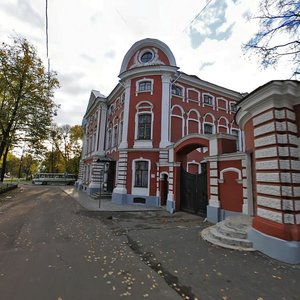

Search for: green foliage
xmin=40 ymin=124 xmax=83 ymax=174
xmin=244 ymin=0 xmax=300 ymax=75
xmin=0 ymin=37 xmax=60 ymax=170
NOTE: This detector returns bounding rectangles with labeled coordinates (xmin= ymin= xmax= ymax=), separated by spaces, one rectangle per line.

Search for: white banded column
xmin=113 ymin=150 xmax=128 ymax=194
xmin=208 ymin=161 xmax=220 ymax=207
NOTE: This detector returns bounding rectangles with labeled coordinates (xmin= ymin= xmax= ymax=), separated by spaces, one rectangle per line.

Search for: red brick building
xmin=77 ymin=39 xmax=300 ymax=263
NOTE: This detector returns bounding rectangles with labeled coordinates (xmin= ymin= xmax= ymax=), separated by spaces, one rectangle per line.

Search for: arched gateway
xmin=172 ymin=134 xmax=210 ymax=215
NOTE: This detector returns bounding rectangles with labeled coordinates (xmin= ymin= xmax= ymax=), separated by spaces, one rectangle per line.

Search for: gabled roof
xmin=83 ymin=89 xmax=106 ymax=118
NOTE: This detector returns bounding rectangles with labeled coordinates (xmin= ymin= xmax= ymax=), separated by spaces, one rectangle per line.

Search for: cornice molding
xmin=236 ymin=80 xmax=300 ymax=128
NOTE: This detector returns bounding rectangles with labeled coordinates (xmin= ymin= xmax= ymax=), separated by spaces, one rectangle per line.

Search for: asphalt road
xmin=0 ymin=185 xmax=181 ymax=300
xmin=0 ymin=185 xmax=299 ymax=300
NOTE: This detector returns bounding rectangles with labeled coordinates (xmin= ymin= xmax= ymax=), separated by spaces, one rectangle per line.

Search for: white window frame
xmin=202 ymin=93 xmax=215 ymax=109
xmin=106 ymin=128 xmax=112 ymax=150
xmin=229 ymin=101 xmax=238 ymax=113
xmin=187 ymin=109 xmax=200 ymax=134
xmin=187 ymin=88 xmax=200 ymax=105
xmin=216 ymin=97 xmax=228 ymax=111
xmin=119 ymin=121 xmax=123 ymax=145
xmin=112 ymin=124 xmax=118 ymax=147
xmin=231 ymin=128 xmax=241 ymax=151
xmin=187 ymin=161 xmax=200 ymax=173
xmin=136 ymin=78 xmax=154 ymax=96
xmin=134 ymin=101 xmax=153 ymax=148
xmin=171 ymin=84 xmax=184 ymax=99
xmin=202 ymin=113 xmax=216 ymax=134
xmin=203 ymin=123 xmax=214 ymax=135
xmin=132 ymin=158 xmax=151 ymax=196
xmin=217 ymin=116 xmax=229 ymax=134
xmin=170 ymin=105 xmax=185 ymax=140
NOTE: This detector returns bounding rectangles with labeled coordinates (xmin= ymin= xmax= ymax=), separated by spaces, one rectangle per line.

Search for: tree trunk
xmin=0 ymin=146 xmax=9 ymax=182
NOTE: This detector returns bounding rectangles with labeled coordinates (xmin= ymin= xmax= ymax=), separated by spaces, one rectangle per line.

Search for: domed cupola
xmin=119 ymin=38 xmax=178 ymax=76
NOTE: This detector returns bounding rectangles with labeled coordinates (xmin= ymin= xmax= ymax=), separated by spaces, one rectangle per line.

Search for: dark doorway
xmin=106 ymin=161 xmax=116 ymax=193
xmin=160 ymin=174 xmax=168 ymax=206
xmin=180 ymin=165 xmax=208 ymax=216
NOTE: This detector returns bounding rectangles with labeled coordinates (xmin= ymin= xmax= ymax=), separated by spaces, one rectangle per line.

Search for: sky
xmin=0 ymin=0 xmax=293 ymax=126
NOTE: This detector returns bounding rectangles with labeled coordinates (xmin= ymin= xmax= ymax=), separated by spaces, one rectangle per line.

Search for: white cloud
xmin=0 ymin=0 xmax=293 ymax=126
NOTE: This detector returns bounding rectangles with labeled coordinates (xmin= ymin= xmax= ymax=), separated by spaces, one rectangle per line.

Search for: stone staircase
xmin=201 ymin=215 xmax=255 ymax=251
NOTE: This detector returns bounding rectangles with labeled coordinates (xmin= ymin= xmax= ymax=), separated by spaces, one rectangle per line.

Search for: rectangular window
xmin=204 ymin=124 xmax=213 ymax=134
xmin=138 ymin=114 xmax=151 ymax=140
xmin=119 ymin=121 xmax=123 ymax=144
xmin=230 ymin=103 xmax=237 ymax=112
xmin=231 ymin=129 xmax=240 ymax=150
xmin=135 ymin=161 xmax=149 ymax=188
xmin=172 ymin=85 xmax=183 ymax=96
xmin=203 ymin=95 xmax=213 ymax=105
xmin=107 ymin=129 xmax=112 ymax=149
xmin=113 ymin=126 xmax=118 ymax=147
xmin=138 ymin=81 xmax=152 ymax=92
xmin=93 ymin=132 xmax=96 ymax=151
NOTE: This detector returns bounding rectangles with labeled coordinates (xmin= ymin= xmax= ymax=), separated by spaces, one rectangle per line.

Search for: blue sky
xmin=0 ymin=0 xmax=292 ymax=125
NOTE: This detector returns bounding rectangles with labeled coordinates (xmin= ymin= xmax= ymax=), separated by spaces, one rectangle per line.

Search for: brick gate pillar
xmin=236 ymin=80 xmax=300 ymax=264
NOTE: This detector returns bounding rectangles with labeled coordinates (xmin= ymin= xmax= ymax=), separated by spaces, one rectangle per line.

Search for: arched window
xmin=106 ymin=129 xmax=112 ymax=149
xmin=203 ymin=113 xmax=216 ymax=134
xmin=134 ymin=102 xmax=153 ymax=148
xmin=119 ymin=112 xmax=124 ymax=145
xmin=170 ymin=105 xmax=184 ymax=142
xmin=217 ymin=116 xmax=229 ymax=134
xmin=187 ymin=109 xmax=200 ymax=134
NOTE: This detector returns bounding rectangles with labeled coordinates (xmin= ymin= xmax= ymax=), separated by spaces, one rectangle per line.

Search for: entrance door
xmin=180 ymin=166 xmax=208 ymax=216
xmin=160 ymin=174 xmax=168 ymax=206
xmin=106 ymin=161 xmax=116 ymax=193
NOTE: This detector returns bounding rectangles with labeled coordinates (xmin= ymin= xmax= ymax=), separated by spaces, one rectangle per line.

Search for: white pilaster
xmin=98 ymin=105 xmax=107 ymax=155
xmin=160 ymin=74 xmax=171 ymax=148
xmin=119 ymin=80 xmax=131 ymax=149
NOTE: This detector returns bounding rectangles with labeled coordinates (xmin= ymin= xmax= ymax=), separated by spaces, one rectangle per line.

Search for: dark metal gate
xmin=180 ymin=166 xmax=208 ymax=216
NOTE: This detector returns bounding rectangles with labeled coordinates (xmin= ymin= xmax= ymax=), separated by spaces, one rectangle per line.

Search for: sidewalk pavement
xmin=61 ymin=186 xmax=162 ymax=212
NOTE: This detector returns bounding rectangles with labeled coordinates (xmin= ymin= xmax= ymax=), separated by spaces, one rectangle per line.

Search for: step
xmin=216 ymin=221 xmax=248 ymax=239
xmin=224 ymin=215 xmax=252 ymax=232
xmin=201 ymin=226 xmax=255 ymax=251
xmin=91 ymin=192 xmax=112 ymax=199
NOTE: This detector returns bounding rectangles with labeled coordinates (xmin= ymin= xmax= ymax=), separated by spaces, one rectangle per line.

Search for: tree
xmin=244 ymin=0 xmax=300 ymax=75
xmin=0 ymin=37 xmax=59 ymax=181
xmin=42 ymin=124 xmax=83 ymax=174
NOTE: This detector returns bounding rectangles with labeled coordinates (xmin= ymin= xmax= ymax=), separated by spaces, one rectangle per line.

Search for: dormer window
xmin=172 ymin=85 xmax=183 ymax=97
xmin=203 ymin=94 xmax=213 ymax=105
xmin=141 ymin=51 xmax=153 ymax=63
